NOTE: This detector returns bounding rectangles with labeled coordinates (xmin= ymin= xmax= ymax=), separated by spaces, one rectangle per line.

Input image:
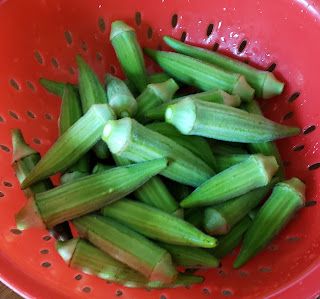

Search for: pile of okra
xmin=13 ymin=20 xmax=305 ymax=288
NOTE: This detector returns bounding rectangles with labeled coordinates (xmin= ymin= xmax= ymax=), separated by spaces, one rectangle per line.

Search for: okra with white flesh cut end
xmin=102 ymin=117 xmax=214 ymax=187
xmin=165 ymin=97 xmax=300 ymax=143
xmin=57 ymin=238 xmax=203 ymax=288
xmin=76 ymin=55 xmax=111 ymax=160
xmin=59 ymin=85 xmax=90 ymax=184
xmin=73 ymin=215 xmax=177 ymax=283
xmin=184 ymin=209 xmax=203 ymax=229
xmin=144 ymin=48 xmax=254 ymax=101
xmin=11 ymin=129 xmax=72 ymax=241
xmin=105 ymin=74 xmax=137 ymax=117
xmin=145 ymin=89 xmax=241 ymax=121
xmin=92 ymin=163 xmax=113 ymax=174
xmin=158 ymin=242 xmax=219 ymax=268
xmin=215 ymin=154 xmax=250 ymax=172
xmin=110 ymin=21 xmax=147 ymax=92
xmin=234 ymin=178 xmax=306 ymax=268
xmin=147 ymin=122 xmax=216 ymax=169
xmin=211 ymin=141 xmax=248 ymax=155
xmin=113 ymin=155 xmax=179 ymax=214
xmin=16 ymin=158 xmax=167 ymax=229
xmin=148 ymin=72 xmax=172 ymax=84
xmin=39 ymin=78 xmax=77 ymax=97
xmin=21 ymin=104 xmax=115 ymax=188
xmin=135 ymin=79 xmax=179 ymax=124
xmin=211 ymin=216 xmax=252 ymax=259
xmin=163 ymin=36 xmax=284 ymax=99
xmin=244 ymin=100 xmax=285 ymax=178
xmin=101 ymin=199 xmax=217 ymax=248
xmin=180 ymin=154 xmax=279 ymax=208
xmin=203 ymin=178 xmax=279 ymax=235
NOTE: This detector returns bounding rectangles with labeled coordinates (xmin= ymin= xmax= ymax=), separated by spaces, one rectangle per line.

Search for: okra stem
xmin=163 ymin=36 xmax=284 ymax=99
xmin=165 ymin=97 xmax=300 ymax=143
xmin=180 ymin=154 xmax=279 ymax=208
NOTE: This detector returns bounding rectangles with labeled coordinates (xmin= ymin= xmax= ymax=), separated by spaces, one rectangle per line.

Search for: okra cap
xmin=110 ymin=20 xmax=135 ymax=40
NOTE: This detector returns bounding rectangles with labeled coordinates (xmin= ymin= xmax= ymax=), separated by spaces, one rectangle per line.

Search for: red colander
xmin=0 ymin=0 xmax=320 ymax=298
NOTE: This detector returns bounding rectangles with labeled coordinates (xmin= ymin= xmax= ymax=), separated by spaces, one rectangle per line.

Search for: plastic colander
xmin=0 ymin=0 xmax=320 ymax=298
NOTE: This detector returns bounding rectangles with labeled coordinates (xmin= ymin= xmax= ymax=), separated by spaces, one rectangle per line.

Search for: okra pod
xmin=144 ymin=48 xmax=254 ymax=101
xmin=184 ymin=209 xmax=203 ymax=229
xmin=77 ymin=55 xmax=111 ymax=159
xmin=16 ymin=158 xmax=167 ymax=229
xmin=113 ymin=155 xmax=179 ymax=214
xmin=57 ymin=238 xmax=203 ymax=288
xmin=102 ymin=117 xmax=214 ymax=187
xmin=147 ymin=122 xmax=216 ymax=169
xmin=92 ymin=163 xmax=113 ymax=174
xmin=211 ymin=141 xmax=248 ymax=155
xmin=215 ymin=154 xmax=250 ymax=172
xmin=234 ymin=178 xmax=305 ymax=268
xmin=39 ymin=78 xmax=77 ymax=97
xmin=12 ymin=129 xmax=72 ymax=241
xmin=180 ymin=154 xmax=279 ymax=208
xmin=159 ymin=242 xmax=219 ymax=268
xmin=21 ymin=104 xmax=115 ymax=188
xmin=163 ymin=36 xmax=284 ymax=99
xmin=135 ymin=79 xmax=179 ymax=123
xmin=110 ymin=21 xmax=147 ymax=92
xmin=165 ymin=97 xmax=300 ymax=143
xmin=211 ymin=216 xmax=252 ymax=259
xmin=105 ymin=74 xmax=137 ymax=117
xmin=203 ymin=178 xmax=278 ymax=235
xmin=244 ymin=100 xmax=284 ymax=178
xmin=101 ymin=199 xmax=217 ymax=248
xmin=148 ymin=72 xmax=172 ymax=84
xmin=145 ymin=89 xmax=241 ymax=121
xmin=124 ymin=78 xmax=139 ymax=96
xmin=73 ymin=215 xmax=177 ymax=283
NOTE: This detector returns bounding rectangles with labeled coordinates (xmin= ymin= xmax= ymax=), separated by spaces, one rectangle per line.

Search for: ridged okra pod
xmin=102 ymin=117 xmax=214 ymax=187
xmin=215 ymin=154 xmax=250 ymax=172
xmin=16 ymin=158 xmax=167 ymax=229
xmin=180 ymin=154 xmax=279 ymax=208
xmin=105 ymin=74 xmax=137 ymax=117
xmin=135 ymin=79 xmax=179 ymax=123
xmin=101 ymin=199 xmax=217 ymax=248
xmin=92 ymin=163 xmax=113 ymax=174
xmin=57 ymin=238 xmax=203 ymax=288
xmin=21 ymin=104 xmax=115 ymax=188
xmin=111 ymin=21 xmax=147 ymax=92
xmin=144 ymin=48 xmax=254 ymax=101
xmin=148 ymin=72 xmax=172 ymax=84
xmin=234 ymin=178 xmax=306 ymax=268
xmin=163 ymin=36 xmax=284 ymax=99
xmin=165 ymin=97 xmax=300 ymax=143
xmin=73 ymin=215 xmax=177 ymax=283
xmin=211 ymin=141 xmax=248 ymax=155
xmin=39 ymin=78 xmax=77 ymax=97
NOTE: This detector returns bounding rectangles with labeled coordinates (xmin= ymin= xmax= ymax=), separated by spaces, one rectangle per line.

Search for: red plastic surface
xmin=0 ymin=0 xmax=319 ymax=298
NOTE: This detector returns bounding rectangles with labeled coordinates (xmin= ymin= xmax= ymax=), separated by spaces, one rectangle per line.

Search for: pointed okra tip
xmin=144 ymin=48 xmax=157 ymax=60
xmin=11 ymin=129 xmax=37 ymax=163
xmin=56 ymin=238 xmax=80 ymax=265
xmin=110 ymin=20 xmax=135 ymax=40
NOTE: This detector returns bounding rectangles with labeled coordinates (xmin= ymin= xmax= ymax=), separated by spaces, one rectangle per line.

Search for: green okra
xmin=215 ymin=154 xmax=250 ymax=172
xmin=11 ymin=129 xmax=72 ymax=241
xmin=77 ymin=55 xmax=111 ymax=160
xmin=234 ymin=178 xmax=306 ymax=268
xmin=211 ymin=216 xmax=252 ymax=259
xmin=113 ymin=155 xmax=178 ymax=214
xmin=180 ymin=154 xmax=279 ymax=208
xmin=203 ymin=178 xmax=279 ymax=235
xmin=147 ymin=122 xmax=216 ymax=169
xmin=16 ymin=158 xmax=167 ymax=229
xmin=244 ymin=100 xmax=284 ymax=178
xmin=39 ymin=78 xmax=77 ymax=97
xmin=135 ymin=79 xmax=179 ymax=123
xmin=101 ymin=199 xmax=217 ymax=248
xmin=59 ymin=85 xmax=90 ymax=184
xmin=92 ymin=163 xmax=113 ymax=174
xmin=211 ymin=141 xmax=248 ymax=155
xmin=166 ymin=97 xmax=300 ymax=143
xmin=21 ymin=104 xmax=115 ymax=188
xmin=124 ymin=78 xmax=139 ymax=97
xmin=148 ymin=72 xmax=172 ymax=84
xmin=163 ymin=36 xmax=284 ymax=99
xmin=159 ymin=242 xmax=219 ymax=268
xmin=145 ymin=89 xmax=241 ymax=121
xmin=248 ymin=208 xmax=260 ymax=220
xmin=105 ymin=74 xmax=137 ymax=117
xmin=184 ymin=209 xmax=203 ymax=229
xmin=102 ymin=117 xmax=214 ymax=187
xmin=144 ymin=48 xmax=254 ymax=101
xmin=73 ymin=215 xmax=177 ymax=283
xmin=111 ymin=21 xmax=147 ymax=92
xmin=57 ymin=238 xmax=203 ymax=288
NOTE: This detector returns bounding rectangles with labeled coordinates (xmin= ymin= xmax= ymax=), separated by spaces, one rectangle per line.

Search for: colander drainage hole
xmin=40 ymin=249 xmax=49 ymax=254
xmin=238 ymin=40 xmax=247 ymax=53
xmin=160 ymin=295 xmax=167 ymax=299
xmin=266 ymin=63 xmax=277 ymax=72
xmin=171 ymin=14 xmax=178 ymax=28
xmin=3 ymin=181 xmax=13 ymax=187
xmin=305 ymin=200 xmax=317 ymax=207
xmin=0 ymin=145 xmax=10 ymax=153
xmin=10 ymin=228 xmax=22 ymax=235
xmin=41 ymin=261 xmax=51 ymax=268
xmin=292 ymin=144 xmax=304 ymax=152
xmin=0 ymin=115 xmax=4 ymax=122
xmin=308 ymin=163 xmax=320 ymax=171
xmin=202 ymin=288 xmax=211 ymax=295
xmin=303 ymin=125 xmax=316 ymax=135
xmin=69 ymin=66 xmax=76 ymax=76
xmin=26 ymin=80 xmax=36 ymax=92
xmin=43 ymin=235 xmax=51 ymax=241
xmin=212 ymin=42 xmax=220 ymax=51
xmin=282 ymin=111 xmax=294 ymax=121
xmin=110 ymin=65 xmax=117 ymax=75
xmin=80 ymin=40 xmax=88 ymax=52
xmin=27 ymin=111 xmax=36 ymax=119
xmin=96 ymin=52 xmax=103 ymax=62
xmin=51 ymin=57 xmax=59 ymax=69
xmin=147 ymin=26 xmax=153 ymax=39
xmin=259 ymin=266 xmax=272 ymax=273
xmin=44 ymin=113 xmax=53 ymax=121
xmin=9 ymin=79 xmax=21 ymax=91
xmin=33 ymin=138 xmax=41 ymax=145
xmin=0 ymin=191 xmax=4 ymax=197
xmin=8 ymin=111 xmax=19 ymax=120
xmin=180 ymin=31 xmax=187 ymax=42
xmin=238 ymin=270 xmax=249 ymax=277
xmin=64 ymin=31 xmax=73 ymax=45
xmin=115 ymin=290 xmax=123 ymax=297
xmin=288 ymin=92 xmax=300 ymax=103
xmin=206 ymin=23 xmax=214 ymax=37
xmin=222 ymin=289 xmax=233 ymax=296
xmin=135 ymin=11 xmax=142 ymax=26
xmin=82 ymin=287 xmax=91 ymax=293
xmin=75 ymin=274 xmax=82 ymax=281
xmin=98 ymin=16 xmax=106 ymax=33
xmin=34 ymin=50 xmax=44 ymax=65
